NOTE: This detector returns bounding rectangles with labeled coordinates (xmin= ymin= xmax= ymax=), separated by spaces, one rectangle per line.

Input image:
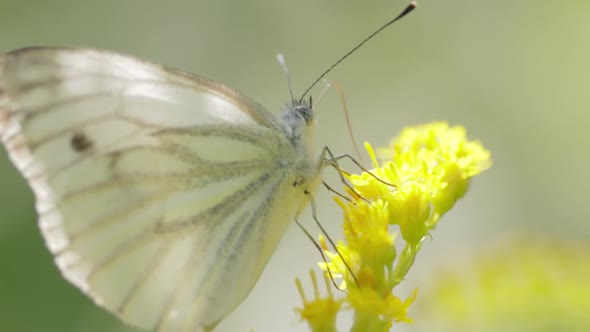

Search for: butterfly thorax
xmin=278 ymin=99 xmax=321 ymax=212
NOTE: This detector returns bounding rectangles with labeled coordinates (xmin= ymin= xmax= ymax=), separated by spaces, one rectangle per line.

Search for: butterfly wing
xmin=0 ymin=47 xmax=312 ymax=331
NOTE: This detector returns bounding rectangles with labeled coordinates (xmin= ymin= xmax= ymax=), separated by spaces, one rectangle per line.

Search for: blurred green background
xmin=0 ymin=0 xmax=588 ymax=331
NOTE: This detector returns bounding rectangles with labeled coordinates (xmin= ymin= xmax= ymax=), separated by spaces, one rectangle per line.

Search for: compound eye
xmin=295 ymin=105 xmax=313 ymax=123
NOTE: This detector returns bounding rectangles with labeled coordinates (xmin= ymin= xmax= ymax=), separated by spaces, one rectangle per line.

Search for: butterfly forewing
xmin=0 ymin=47 xmax=319 ymax=331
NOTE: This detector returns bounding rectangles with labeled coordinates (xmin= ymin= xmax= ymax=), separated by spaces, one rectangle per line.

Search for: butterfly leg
xmin=325 ymin=151 xmax=397 ymax=188
xmin=316 ymin=146 xmax=365 ymax=201
xmin=302 ymin=187 xmax=359 ymax=287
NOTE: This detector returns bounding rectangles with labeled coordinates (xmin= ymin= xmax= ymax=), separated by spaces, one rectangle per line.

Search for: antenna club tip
xmin=410 ymin=1 xmax=418 ymax=7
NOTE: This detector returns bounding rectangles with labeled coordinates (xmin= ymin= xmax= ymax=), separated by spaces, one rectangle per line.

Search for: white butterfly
xmin=0 ymin=47 xmax=323 ymax=331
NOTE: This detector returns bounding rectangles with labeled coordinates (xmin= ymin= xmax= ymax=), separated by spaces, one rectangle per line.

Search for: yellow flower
xmin=300 ymin=122 xmax=491 ymax=332
xmin=295 ymin=270 xmax=344 ymax=332
xmin=347 ymin=287 xmax=417 ymax=332
xmin=338 ymin=198 xmax=397 ymax=284
xmin=380 ymin=121 xmax=492 ymax=221
xmin=351 ymin=122 xmax=491 ymax=244
xmin=388 ymin=181 xmax=430 ymax=245
xmin=318 ymin=235 xmax=359 ymax=290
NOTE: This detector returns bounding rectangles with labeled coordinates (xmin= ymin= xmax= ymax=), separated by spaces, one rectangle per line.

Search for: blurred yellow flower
xmin=418 ymin=235 xmax=590 ymax=331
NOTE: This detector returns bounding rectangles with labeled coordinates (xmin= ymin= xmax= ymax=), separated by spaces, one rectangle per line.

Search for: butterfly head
xmin=280 ymin=96 xmax=316 ymax=160
xmin=293 ymin=96 xmax=314 ymax=124
xmin=282 ymin=96 xmax=314 ymax=129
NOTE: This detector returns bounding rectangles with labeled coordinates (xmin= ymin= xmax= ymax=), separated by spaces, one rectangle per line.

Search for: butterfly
xmin=0 ymin=47 xmax=323 ymax=331
xmin=0 ymin=3 xmax=416 ymax=331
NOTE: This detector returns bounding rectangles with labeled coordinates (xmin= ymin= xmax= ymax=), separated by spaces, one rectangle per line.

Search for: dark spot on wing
xmin=71 ymin=132 xmax=93 ymax=152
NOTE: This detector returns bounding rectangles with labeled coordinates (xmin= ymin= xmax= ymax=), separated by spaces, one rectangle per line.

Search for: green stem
xmin=351 ymin=310 xmax=387 ymax=332
xmin=391 ymin=241 xmax=422 ymax=287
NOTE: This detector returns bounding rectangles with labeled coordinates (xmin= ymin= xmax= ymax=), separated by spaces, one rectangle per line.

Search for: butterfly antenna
xmin=277 ymin=53 xmax=295 ymax=102
xmin=299 ymin=1 xmax=417 ymax=101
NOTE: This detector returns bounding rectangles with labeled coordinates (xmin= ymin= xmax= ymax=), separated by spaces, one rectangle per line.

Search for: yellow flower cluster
xmin=295 ymin=122 xmax=491 ymax=332
xmin=420 ymin=235 xmax=590 ymax=331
